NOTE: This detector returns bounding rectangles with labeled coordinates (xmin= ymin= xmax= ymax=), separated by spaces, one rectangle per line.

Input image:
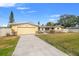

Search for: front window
xmin=45 ymin=28 xmax=49 ymax=30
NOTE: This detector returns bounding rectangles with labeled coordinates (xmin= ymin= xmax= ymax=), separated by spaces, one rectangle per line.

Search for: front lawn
xmin=37 ymin=33 xmax=79 ymax=56
xmin=0 ymin=36 xmax=19 ymax=56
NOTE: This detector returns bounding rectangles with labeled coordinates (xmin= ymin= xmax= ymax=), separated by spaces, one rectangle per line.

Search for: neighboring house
xmin=11 ymin=23 xmax=38 ymax=35
xmin=65 ymin=24 xmax=79 ymax=32
xmin=66 ymin=27 xmax=79 ymax=32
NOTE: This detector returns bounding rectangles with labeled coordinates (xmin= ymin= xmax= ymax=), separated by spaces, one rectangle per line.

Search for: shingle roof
xmin=39 ymin=26 xmax=54 ymax=28
xmin=9 ymin=22 xmax=38 ymax=27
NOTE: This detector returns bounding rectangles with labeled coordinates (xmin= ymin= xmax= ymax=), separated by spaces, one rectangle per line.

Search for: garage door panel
xmin=17 ymin=27 xmax=36 ymax=35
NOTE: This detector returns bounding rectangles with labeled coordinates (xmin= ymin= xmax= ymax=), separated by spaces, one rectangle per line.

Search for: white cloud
xmin=27 ymin=11 xmax=37 ymax=13
xmin=0 ymin=24 xmax=7 ymax=27
xmin=49 ymin=18 xmax=58 ymax=23
xmin=0 ymin=3 xmax=16 ymax=7
xmin=49 ymin=19 xmax=56 ymax=21
xmin=50 ymin=14 xmax=60 ymax=18
xmin=49 ymin=14 xmax=60 ymax=22
xmin=16 ymin=7 xmax=30 ymax=10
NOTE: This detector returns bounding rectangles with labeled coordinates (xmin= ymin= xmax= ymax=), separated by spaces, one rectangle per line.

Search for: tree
xmin=46 ymin=22 xmax=54 ymax=26
xmin=58 ymin=14 xmax=77 ymax=27
xmin=38 ymin=21 xmax=40 ymax=31
xmin=9 ymin=11 xmax=15 ymax=27
xmin=38 ymin=21 xmax=40 ymax=26
xmin=42 ymin=24 xmax=44 ymax=26
xmin=77 ymin=16 xmax=79 ymax=25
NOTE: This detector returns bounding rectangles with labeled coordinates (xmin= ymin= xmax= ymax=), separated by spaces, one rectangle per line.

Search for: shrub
xmin=49 ymin=30 xmax=55 ymax=33
xmin=6 ymin=33 xmax=11 ymax=36
xmin=12 ymin=32 xmax=17 ymax=36
xmin=12 ymin=29 xmax=17 ymax=36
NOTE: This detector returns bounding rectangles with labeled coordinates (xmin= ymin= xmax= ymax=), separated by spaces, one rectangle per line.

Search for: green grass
xmin=37 ymin=33 xmax=79 ymax=56
xmin=0 ymin=36 xmax=19 ymax=56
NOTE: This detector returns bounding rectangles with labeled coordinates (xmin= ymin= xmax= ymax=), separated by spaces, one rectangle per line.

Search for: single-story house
xmin=11 ymin=23 xmax=38 ymax=35
xmin=0 ymin=22 xmax=67 ymax=36
xmin=10 ymin=23 xmax=64 ymax=35
xmin=66 ymin=27 xmax=79 ymax=32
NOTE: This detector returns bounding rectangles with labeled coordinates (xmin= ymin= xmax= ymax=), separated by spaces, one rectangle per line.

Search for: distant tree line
xmin=58 ymin=14 xmax=79 ymax=27
xmin=45 ymin=14 xmax=79 ymax=28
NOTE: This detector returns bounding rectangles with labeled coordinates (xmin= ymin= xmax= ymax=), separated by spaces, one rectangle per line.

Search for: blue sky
xmin=0 ymin=3 xmax=79 ymax=26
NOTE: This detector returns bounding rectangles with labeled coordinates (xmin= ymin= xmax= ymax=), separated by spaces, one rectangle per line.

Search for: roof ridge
xmin=9 ymin=22 xmax=38 ymax=26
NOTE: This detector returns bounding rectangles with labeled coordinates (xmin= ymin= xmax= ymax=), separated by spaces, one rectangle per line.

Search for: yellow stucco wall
xmin=54 ymin=27 xmax=63 ymax=32
xmin=12 ymin=24 xmax=38 ymax=35
xmin=12 ymin=25 xmax=17 ymax=32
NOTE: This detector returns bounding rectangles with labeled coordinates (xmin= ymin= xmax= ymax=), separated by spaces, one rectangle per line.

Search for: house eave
xmin=9 ymin=22 xmax=38 ymax=27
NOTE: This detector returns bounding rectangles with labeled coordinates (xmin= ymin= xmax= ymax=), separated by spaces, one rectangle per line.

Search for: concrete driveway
xmin=13 ymin=35 xmax=68 ymax=56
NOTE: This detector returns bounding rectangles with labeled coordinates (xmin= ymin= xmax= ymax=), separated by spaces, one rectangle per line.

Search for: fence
xmin=61 ymin=28 xmax=79 ymax=33
xmin=0 ymin=27 xmax=12 ymax=36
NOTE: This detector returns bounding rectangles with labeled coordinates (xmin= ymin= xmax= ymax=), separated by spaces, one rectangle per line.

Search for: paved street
xmin=13 ymin=35 xmax=68 ymax=56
